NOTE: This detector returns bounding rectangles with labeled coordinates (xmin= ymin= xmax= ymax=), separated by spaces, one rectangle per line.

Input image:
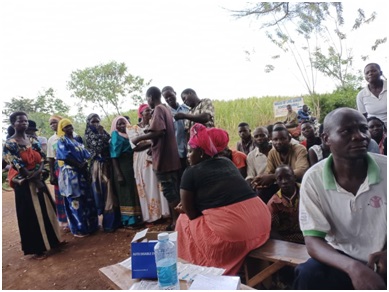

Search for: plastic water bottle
xmin=154 ymin=232 xmax=179 ymax=290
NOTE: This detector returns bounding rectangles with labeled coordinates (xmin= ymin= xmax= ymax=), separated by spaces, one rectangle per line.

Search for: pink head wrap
xmin=188 ymin=123 xmax=229 ymax=157
xmin=138 ymin=104 xmax=149 ymax=118
xmin=110 ymin=115 xmax=130 ymax=138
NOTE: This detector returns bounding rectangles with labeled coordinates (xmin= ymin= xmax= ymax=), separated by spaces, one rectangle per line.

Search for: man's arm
xmin=174 ymin=112 xmax=212 ymax=124
xmin=131 ymin=130 xmax=164 ymax=146
xmin=305 ymin=236 xmax=386 ymax=290
xmin=292 ymin=145 xmax=309 ymax=180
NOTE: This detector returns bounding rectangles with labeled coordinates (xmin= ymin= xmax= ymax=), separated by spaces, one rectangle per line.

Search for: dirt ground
xmin=2 ymin=184 xmax=169 ymax=290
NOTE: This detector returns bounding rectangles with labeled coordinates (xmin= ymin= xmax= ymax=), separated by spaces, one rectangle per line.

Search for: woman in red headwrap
xmin=175 ymin=123 xmax=271 ymax=275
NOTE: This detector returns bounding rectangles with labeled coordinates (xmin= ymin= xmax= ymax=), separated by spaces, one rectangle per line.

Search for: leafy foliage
xmin=2 ymin=88 xmax=70 ymax=138
xmin=230 ymin=2 xmax=384 ymax=95
xmin=67 ymin=61 xmax=151 ymax=118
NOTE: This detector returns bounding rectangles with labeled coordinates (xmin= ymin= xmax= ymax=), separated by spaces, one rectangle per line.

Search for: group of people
xmin=3 ymin=62 xmax=387 ymax=289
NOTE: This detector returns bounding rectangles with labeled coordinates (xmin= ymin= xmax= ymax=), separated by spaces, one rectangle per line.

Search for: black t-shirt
xmin=180 ymin=157 xmax=256 ymax=212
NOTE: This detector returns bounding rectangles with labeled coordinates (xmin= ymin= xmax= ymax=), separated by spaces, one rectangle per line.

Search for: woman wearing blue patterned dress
xmin=56 ymin=118 xmax=98 ymax=237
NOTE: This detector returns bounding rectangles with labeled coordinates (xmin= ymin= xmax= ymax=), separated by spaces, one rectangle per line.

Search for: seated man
xmin=300 ymin=121 xmax=321 ymax=150
xmin=283 ymin=104 xmax=298 ymax=128
xmin=246 ymin=127 xmax=272 ymax=186
xmin=267 ymin=165 xmax=304 ymax=244
xmin=252 ymin=127 xmax=309 ymax=203
xmin=294 ymin=108 xmax=387 ymax=290
xmin=236 ymin=122 xmax=255 ymax=155
xmin=297 ymin=105 xmax=311 ymax=123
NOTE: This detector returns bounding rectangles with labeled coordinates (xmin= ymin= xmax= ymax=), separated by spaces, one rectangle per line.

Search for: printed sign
xmin=273 ymin=97 xmax=304 ymax=118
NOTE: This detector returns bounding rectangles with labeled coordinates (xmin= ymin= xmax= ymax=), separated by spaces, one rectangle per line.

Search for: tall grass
xmin=214 ymin=96 xmax=291 ymax=147
xmin=99 ymin=89 xmax=357 ymax=149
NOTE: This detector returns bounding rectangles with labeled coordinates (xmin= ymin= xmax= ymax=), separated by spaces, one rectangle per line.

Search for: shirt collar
xmin=323 ymin=153 xmax=381 ymax=190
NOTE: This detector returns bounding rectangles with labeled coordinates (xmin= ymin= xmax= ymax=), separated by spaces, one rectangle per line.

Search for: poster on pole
xmin=273 ymin=97 xmax=304 ymax=118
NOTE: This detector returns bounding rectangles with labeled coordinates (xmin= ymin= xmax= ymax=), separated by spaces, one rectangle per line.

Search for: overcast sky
xmin=1 ymin=0 xmax=387 ymax=115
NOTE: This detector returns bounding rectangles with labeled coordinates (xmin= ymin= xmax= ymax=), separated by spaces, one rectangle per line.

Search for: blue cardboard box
xmin=131 ymin=229 xmax=177 ymax=279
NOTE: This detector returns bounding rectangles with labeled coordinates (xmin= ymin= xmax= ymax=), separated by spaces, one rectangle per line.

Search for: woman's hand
xmin=131 ymin=137 xmax=140 ymax=146
xmin=49 ymin=175 xmax=58 ymax=186
xmin=174 ymin=202 xmax=185 ymax=214
xmin=97 ymin=125 xmax=104 ymax=134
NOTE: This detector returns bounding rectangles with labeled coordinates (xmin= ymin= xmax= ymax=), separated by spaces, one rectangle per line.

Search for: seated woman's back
xmin=181 ymin=157 xmax=256 ymax=212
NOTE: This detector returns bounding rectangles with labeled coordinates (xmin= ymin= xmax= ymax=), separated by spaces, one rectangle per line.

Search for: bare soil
xmin=2 ymin=185 xmax=169 ymax=290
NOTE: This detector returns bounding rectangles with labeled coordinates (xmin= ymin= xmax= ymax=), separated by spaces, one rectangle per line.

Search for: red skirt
xmin=176 ymin=196 xmax=271 ymax=275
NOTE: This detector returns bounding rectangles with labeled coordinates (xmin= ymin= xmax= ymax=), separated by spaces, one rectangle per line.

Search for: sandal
xmin=74 ymin=233 xmax=89 ymax=238
xmin=32 ymin=253 xmax=47 ymax=260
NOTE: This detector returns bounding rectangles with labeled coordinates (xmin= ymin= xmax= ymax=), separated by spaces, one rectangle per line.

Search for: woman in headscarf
xmin=84 ymin=113 xmax=121 ymax=232
xmin=109 ymin=116 xmax=142 ymax=227
xmin=128 ymin=105 xmax=170 ymax=224
xmin=56 ymin=118 xmax=98 ymax=237
xmin=3 ymin=111 xmax=62 ymax=259
xmin=175 ymin=123 xmax=271 ymax=275
xmin=46 ymin=114 xmax=69 ymax=231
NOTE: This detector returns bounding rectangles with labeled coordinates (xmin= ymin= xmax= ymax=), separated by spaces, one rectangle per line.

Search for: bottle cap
xmin=158 ymin=232 xmax=169 ymax=241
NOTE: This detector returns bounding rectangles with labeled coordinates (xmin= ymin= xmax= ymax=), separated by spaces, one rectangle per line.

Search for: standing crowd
xmin=2 ymin=63 xmax=387 ymax=289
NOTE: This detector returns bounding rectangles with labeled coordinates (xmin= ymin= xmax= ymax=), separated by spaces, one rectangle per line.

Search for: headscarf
xmin=188 ymin=123 xmax=229 ymax=157
xmin=49 ymin=114 xmax=63 ymax=122
xmin=85 ymin=113 xmax=100 ymax=134
xmin=57 ymin=118 xmax=72 ymax=138
xmin=138 ymin=104 xmax=149 ymax=118
xmin=110 ymin=115 xmax=130 ymax=139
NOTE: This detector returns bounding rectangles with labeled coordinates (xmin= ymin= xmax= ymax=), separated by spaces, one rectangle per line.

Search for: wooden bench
xmin=243 ymin=239 xmax=310 ymax=287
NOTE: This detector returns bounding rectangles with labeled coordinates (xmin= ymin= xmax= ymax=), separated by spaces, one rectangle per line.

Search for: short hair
xmin=10 ymin=111 xmax=27 ymax=125
xmin=301 ymin=120 xmax=314 ymax=126
xmin=253 ymin=126 xmax=269 ymax=135
xmin=367 ymin=116 xmax=384 ymax=125
xmin=275 ymin=164 xmax=294 ymax=175
xmin=367 ymin=116 xmax=386 ymax=130
xmin=318 ymin=124 xmax=324 ymax=136
xmin=146 ymin=86 xmax=161 ymax=100
xmin=6 ymin=125 xmax=15 ymax=138
xmin=272 ymin=126 xmax=289 ymax=136
xmin=364 ymin=63 xmax=381 ymax=71
xmin=267 ymin=124 xmax=274 ymax=135
xmin=238 ymin=122 xmax=249 ymax=128
xmin=181 ymin=88 xmax=196 ymax=95
xmin=161 ymin=86 xmax=175 ymax=94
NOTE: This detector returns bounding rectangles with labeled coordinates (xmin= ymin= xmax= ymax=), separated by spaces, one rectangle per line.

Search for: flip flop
xmin=32 ymin=253 xmax=47 ymax=260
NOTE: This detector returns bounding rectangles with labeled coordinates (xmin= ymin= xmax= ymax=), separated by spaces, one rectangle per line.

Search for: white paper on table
xmin=177 ymin=262 xmax=225 ymax=282
xmin=118 ymin=257 xmax=132 ymax=269
xmin=129 ymin=280 xmax=159 ymax=290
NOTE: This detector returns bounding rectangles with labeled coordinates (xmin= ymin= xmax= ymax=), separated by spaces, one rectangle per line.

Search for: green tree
xmin=2 ymin=88 xmax=70 ymax=138
xmin=67 ymin=61 xmax=151 ymax=119
xmin=230 ymin=2 xmax=385 ymax=120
